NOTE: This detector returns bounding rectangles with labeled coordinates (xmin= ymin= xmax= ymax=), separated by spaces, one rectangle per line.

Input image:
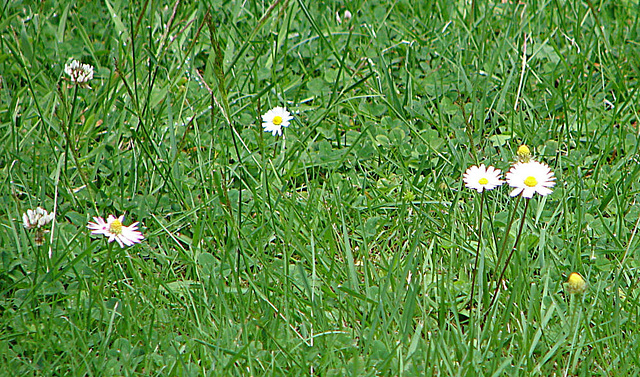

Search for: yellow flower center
xmin=110 ymin=219 xmax=123 ymax=235
xmin=478 ymin=177 xmax=489 ymax=185
xmin=272 ymin=115 xmax=283 ymax=125
xmin=524 ymin=176 xmax=537 ymax=187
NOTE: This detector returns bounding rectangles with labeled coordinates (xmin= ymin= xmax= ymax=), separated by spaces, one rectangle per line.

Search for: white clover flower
xmin=64 ymin=59 xmax=94 ymax=86
xmin=506 ymin=160 xmax=556 ymax=198
xmin=23 ymin=207 xmax=55 ymax=230
xmin=262 ymin=107 xmax=293 ymax=137
xmin=463 ymin=164 xmax=504 ymax=193
xmin=87 ymin=215 xmax=144 ymax=248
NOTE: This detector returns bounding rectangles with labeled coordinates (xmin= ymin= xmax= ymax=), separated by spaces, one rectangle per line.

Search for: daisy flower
xmin=506 ymin=160 xmax=555 ymax=198
xmin=23 ymin=207 xmax=55 ymax=230
xmin=262 ymin=107 xmax=293 ymax=136
xmin=64 ymin=59 xmax=94 ymax=86
xmin=463 ymin=164 xmax=504 ymax=193
xmin=87 ymin=215 xmax=144 ymax=248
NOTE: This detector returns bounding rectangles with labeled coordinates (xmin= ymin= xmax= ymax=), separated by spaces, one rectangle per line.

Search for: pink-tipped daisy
xmin=463 ymin=164 xmax=504 ymax=193
xmin=506 ymin=160 xmax=556 ymax=198
xmin=87 ymin=215 xmax=144 ymax=248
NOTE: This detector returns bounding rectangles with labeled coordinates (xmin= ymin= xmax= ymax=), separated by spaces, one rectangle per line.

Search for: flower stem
xmin=493 ymin=194 xmax=522 ymax=280
xmin=468 ymin=191 xmax=485 ymax=308
xmin=484 ymin=198 xmax=530 ymax=322
xmin=99 ymin=241 xmax=114 ymax=296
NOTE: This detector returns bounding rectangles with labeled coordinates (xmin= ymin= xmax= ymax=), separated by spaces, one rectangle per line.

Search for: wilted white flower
xmin=64 ymin=59 xmax=94 ymax=86
xmin=506 ymin=160 xmax=556 ymax=198
xmin=463 ymin=164 xmax=504 ymax=193
xmin=337 ymin=10 xmax=352 ymax=24
xmin=262 ymin=107 xmax=293 ymax=137
xmin=23 ymin=207 xmax=55 ymax=230
xmin=87 ymin=214 xmax=144 ymax=248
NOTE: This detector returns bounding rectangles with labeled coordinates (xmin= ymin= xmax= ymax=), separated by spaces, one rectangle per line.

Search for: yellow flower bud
xmin=565 ymin=272 xmax=587 ymax=294
xmin=517 ymin=144 xmax=532 ymax=162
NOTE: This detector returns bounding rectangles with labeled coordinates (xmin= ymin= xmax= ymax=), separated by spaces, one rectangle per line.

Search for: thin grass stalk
xmin=61 ymin=84 xmax=97 ymax=214
xmin=484 ymin=198 xmax=530 ymax=322
xmin=492 ymin=194 xmax=522 ymax=280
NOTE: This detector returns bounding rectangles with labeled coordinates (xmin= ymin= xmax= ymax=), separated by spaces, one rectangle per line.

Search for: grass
xmin=1 ymin=0 xmax=640 ymax=375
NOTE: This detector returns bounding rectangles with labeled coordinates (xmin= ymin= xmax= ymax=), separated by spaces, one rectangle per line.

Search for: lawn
xmin=2 ymin=0 xmax=640 ymax=375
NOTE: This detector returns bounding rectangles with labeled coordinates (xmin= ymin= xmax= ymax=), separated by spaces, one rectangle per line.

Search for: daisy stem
xmin=273 ymin=135 xmax=279 ymax=159
xmin=468 ymin=191 xmax=485 ymax=309
xmin=484 ymin=198 xmax=530 ymax=322
xmin=493 ymin=194 xmax=522 ymax=281
xmin=95 ymin=241 xmax=114 ymax=310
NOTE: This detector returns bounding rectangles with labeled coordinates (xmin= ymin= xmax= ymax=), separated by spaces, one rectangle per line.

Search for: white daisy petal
xmin=509 ymin=187 xmax=523 ymax=197
xmin=87 ymin=216 xmax=110 ymax=235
